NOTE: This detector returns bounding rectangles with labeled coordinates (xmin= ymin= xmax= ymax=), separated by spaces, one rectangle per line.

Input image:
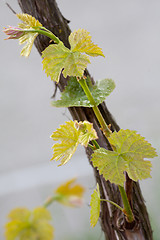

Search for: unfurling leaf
xmin=3 ymin=27 xmax=24 ymax=40
xmin=17 ymin=14 xmax=42 ymax=57
xmin=42 ymin=29 xmax=104 ymax=82
xmin=5 ymin=207 xmax=54 ymax=240
xmin=52 ymin=77 xmax=115 ymax=107
xmin=51 ymin=120 xmax=97 ymax=165
xmin=54 ymin=178 xmax=85 ymax=207
xmin=3 ymin=14 xmax=42 ymax=57
xmin=77 ymin=121 xmax=98 ymax=147
xmin=90 ymin=184 xmax=101 ymax=227
xmin=91 ymin=129 xmax=157 ymax=186
xmin=16 ymin=13 xmax=42 ymax=28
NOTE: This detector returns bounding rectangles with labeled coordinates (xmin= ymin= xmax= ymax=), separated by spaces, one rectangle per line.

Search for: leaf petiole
xmin=43 ymin=194 xmax=62 ymax=208
xmin=101 ymin=189 xmax=135 ymax=223
xmin=23 ymin=27 xmax=60 ymax=43
xmin=92 ymin=139 xmax=100 ymax=149
xmin=100 ymin=199 xmax=124 ymax=212
xmin=88 ymin=140 xmax=100 ymax=150
xmin=78 ymin=78 xmax=112 ymax=138
xmin=88 ymin=143 xmax=95 ymax=150
xmin=118 ymin=185 xmax=135 ymax=223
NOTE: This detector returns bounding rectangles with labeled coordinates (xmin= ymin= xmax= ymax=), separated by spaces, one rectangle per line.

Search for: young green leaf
xmin=50 ymin=120 xmax=80 ymax=166
xmin=42 ymin=42 xmax=90 ymax=83
xmin=69 ymin=29 xmax=104 ymax=57
xmin=92 ymin=148 xmax=127 ymax=186
xmin=51 ymin=120 xmax=97 ymax=166
xmin=91 ymin=129 xmax=157 ymax=186
xmin=42 ymin=29 xmax=104 ymax=82
xmin=90 ymin=184 xmax=101 ymax=227
xmin=5 ymin=207 xmax=54 ymax=240
xmin=52 ymin=77 xmax=115 ymax=107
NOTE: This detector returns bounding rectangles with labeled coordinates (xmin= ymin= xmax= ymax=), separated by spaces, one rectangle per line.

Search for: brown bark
xmin=17 ymin=0 xmax=153 ymax=239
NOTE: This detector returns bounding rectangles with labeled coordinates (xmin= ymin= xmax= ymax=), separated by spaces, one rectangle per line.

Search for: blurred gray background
xmin=0 ymin=0 xmax=160 ymax=239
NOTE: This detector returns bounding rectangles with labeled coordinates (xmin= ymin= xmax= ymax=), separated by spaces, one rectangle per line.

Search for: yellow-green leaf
xmin=17 ymin=14 xmax=42 ymax=28
xmin=91 ymin=129 xmax=157 ymax=186
xmin=55 ymin=178 xmax=84 ymax=197
xmin=42 ymin=29 xmax=104 ymax=82
xmin=8 ymin=208 xmax=30 ymax=221
xmin=18 ymin=32 xmax=38 ymax=57
xmin=69 ymin=29 xmax=105 ymax=57
xmin=51 ymin=120 xmax=97 ymax=165
xmin=33 ymin=207 xmax=51 ymax=221
xmin=42 ymin=41 xmax=90 ymax=82
xmin=90 ymin=184 xmax=101 ymax=227
xmin=51 ymin=120 xmax=80 ymax=165
xmin=54 ymin=178 xmax=85 ymax=207
xmin=92 ymin=148 xmax=126 ymax=186
xmin=16 ymin=13 xmax=42 ymax=57
xmin=6 ymin=222 xmax=29 ymax=240
xmin=77 ymin=121 xmax=98 ymax=147
xmin=5 ymin=207 xmax=54 ymax=240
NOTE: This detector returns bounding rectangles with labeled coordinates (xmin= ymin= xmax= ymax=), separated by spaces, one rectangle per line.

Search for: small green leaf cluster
xmin=50 ymin=122 xmax=157 ymax=187
xmin=4 ymin=14 xmax=104 ymax=80
xmin=5 ymin=207 xmax=54 ymax=240
xmin=5 ymin=179 xmax=85 ymax=239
